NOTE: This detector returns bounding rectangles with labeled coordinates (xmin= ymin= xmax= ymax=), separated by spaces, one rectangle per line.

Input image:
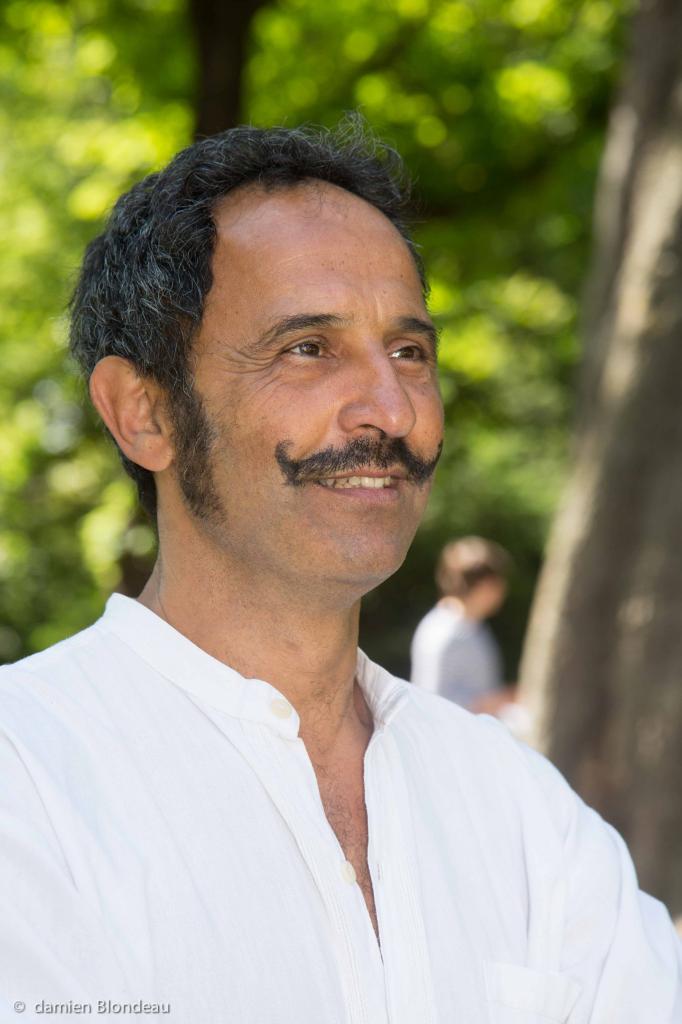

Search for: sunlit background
xmin=0 ymin=0 xmax=627 ymax=677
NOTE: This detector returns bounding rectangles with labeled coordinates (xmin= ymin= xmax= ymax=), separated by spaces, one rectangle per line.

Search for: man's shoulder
xmin=394 ymin=675 xmax=580 ymax=838
xmin=389 ymin=669 xmax=522 ymax=766
xmin=0 ymin=617 xmax=113 ymax=728
xmin=403 ymin=678 xmax=511 ymax=745
xmin=1 ymin=617 xmax=106 ymax=680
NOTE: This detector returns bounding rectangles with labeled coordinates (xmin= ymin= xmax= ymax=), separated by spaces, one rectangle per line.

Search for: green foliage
xmin=0 ymin=0 xmax=191 ymax=659
xmin=0 ymin=0 xmax=629 ymax=674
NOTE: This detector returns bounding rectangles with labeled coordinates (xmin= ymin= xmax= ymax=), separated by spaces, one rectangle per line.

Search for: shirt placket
xmin=227 ymin=715 xmax=388 ymax=1024
xmin=364 ymin=730 xmax=438 ymax=1024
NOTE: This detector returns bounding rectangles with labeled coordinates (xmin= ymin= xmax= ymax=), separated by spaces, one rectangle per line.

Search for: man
xmin=1 ymin=124 xmax=680 ymax=1023
xmin=410 ymin=536 xmax=510 ymax=710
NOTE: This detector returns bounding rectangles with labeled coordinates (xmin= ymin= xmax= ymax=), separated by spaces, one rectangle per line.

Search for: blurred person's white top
xmin=0 ymin=594 xmax=680 ymax=1024
xmin=410 ymin=601 xmax=503 ymax=707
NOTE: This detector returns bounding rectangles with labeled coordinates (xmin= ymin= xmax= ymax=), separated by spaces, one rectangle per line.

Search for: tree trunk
xmin=519 ymin=0 xmax=682 ymax=918
xmin=189 ymin=0 xmax=268 ymax=137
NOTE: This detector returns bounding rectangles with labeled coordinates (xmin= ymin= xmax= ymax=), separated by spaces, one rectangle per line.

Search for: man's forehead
xmin=201 ymin=181 xmax=427 ymax=341
xmin=212 ymin=179 xmax=409 ymax=253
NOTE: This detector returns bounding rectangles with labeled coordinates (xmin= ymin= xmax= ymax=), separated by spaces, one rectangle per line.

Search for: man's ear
xmin=89 ymin=356 xmax=173 ymax=472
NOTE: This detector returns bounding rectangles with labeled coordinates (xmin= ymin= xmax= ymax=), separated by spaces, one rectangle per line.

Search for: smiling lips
xmin=315 ymin=470 xmax=406 ymax=490
xmin=317 ymin=475 xmax=396 ymax=490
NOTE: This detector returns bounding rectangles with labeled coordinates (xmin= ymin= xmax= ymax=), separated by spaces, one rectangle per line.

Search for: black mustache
xmin=275 ymin=436 xmax=443 ymax=487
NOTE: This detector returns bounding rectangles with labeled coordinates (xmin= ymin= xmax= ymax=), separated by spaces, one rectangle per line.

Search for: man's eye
xmin=288 ymin=340 xmax=323 ymax=357
xmin=390 ymin=345 xmax=425 ymax=361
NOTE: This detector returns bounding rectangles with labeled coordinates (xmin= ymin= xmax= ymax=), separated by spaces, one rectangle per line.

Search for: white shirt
xmin=410 ymin=603 xmax=503 ymax=707
xmin=0 ymin=593 xmax=679 ymax=1023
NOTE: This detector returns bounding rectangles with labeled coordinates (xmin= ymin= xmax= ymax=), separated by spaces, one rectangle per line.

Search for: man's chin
xmin=321 ymin=541 xmax=413 ymax=596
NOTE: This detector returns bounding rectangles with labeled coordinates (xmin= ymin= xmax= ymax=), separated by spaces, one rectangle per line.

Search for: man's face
xmin=170 ymin=181 xmax=444 ymax=600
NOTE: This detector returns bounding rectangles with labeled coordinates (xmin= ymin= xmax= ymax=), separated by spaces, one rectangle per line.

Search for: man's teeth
xmin=318 ymin=476 xmax=394 ymax=489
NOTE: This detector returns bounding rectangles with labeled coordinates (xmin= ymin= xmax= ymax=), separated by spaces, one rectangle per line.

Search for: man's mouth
xmin=275 ymin=437 xmax=443 ymax=489
xmin=316 ymin=475 xmax=398 ymax=490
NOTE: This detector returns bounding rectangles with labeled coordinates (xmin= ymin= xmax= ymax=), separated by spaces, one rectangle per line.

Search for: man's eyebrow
xmin=254 ymin=313 xmax=348 ymax=350
xmin=252 ymin=312 xmax=439 ymax=354
xmin=395 ymin=316 xmax=439 ymax=354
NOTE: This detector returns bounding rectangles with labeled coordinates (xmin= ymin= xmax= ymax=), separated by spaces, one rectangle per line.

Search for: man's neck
xmin=137 ymin=555 xmax=369 ymax=759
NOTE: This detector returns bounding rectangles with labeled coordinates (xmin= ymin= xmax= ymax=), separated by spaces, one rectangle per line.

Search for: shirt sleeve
xmin=0 ymin=729 xmax=134 ymax=1023
xmin=522 ymin=740 xmax=682 ymax=1022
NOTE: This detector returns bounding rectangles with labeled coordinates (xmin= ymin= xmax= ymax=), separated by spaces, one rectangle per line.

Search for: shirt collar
xmin=99 ymin=593 xmax=409 ymax=738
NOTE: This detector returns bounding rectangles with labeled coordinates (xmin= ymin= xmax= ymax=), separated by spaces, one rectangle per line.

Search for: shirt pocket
xmin=484 ymin=961 xmax=582 ymax=1023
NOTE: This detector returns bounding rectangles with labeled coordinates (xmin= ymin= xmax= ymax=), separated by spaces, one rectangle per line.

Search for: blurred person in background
xmin=411 ymin=536 xmax=512 ymax=713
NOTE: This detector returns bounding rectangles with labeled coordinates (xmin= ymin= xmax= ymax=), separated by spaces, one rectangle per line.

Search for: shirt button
xmin=341 ymin=860 xmax=357 ymax=884
xmin=270 ymin=698 xmax=293 ymax=719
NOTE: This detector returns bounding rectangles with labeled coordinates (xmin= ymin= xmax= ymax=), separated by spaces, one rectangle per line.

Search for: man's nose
xmin=336 ymin=350 xmax=417 ymax=439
